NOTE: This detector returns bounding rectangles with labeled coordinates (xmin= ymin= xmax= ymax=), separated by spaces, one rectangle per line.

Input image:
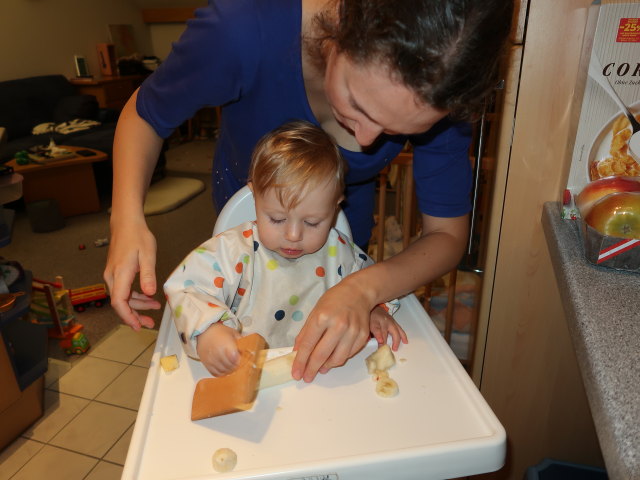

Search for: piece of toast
xmin=191 ymin=333 xmax=267 ymax=420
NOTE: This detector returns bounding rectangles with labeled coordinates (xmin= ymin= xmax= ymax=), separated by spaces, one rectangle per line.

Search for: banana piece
xmin=160 ymin=354 xmax=179 ymax=372
xmin=375 ymin=377 xmax=399 ymax=398
xmin=365 ymin=344 xmax=395 ymax=374
xmin=372 ymin=369 xmax=389 ymax=381
xmin=258 ymin=351 xmax=296 ymax=389
xmin=212 ymin=448 xmax=237 ymax=472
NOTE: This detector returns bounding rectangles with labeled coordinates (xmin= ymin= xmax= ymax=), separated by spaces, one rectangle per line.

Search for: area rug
xmin=143 ymin=176 xmax=206 ymax=216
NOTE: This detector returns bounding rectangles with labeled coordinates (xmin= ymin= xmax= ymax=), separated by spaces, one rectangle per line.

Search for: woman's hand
xmin=292 ymin=277 xmax=374 ymax=382
xmin=104 ymin=90 xmax=166 ymax=330
xmin=103 ymin=218 xmax=161 ymax=330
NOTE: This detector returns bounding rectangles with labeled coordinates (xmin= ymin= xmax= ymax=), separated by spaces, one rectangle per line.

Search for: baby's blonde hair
xmin=248 ymin=120 xmax=346 ymax=209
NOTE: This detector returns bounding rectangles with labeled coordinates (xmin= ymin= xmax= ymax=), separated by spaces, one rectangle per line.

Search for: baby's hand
xmin=370 ymin=306 xmax=408 ymax=351
xmin=196 ymin=323 xmax=241 ymax=377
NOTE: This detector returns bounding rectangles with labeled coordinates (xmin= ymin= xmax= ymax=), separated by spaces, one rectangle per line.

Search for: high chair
xmin=123 ymin=183 xmax=506 ymax=480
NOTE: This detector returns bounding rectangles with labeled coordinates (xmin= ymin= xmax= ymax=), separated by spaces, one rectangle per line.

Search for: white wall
xmin=0 ymin=0 xmax=153 ymax=81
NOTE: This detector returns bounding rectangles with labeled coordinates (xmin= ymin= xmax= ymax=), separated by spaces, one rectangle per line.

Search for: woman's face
xmin=323 ymin=49 xmax=449 ymax=147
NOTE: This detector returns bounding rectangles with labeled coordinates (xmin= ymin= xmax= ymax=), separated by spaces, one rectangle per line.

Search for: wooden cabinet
xmin=470 ymin=1 xmax=605 ymax=478
xmin=70 ymin=75 xmax=146 ymax=110
xmin=0 ymin=271 xmax=47 ymax=450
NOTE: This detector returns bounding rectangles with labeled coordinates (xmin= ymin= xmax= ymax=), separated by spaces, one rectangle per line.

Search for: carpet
xmin=1 ymin=139 xmax=218 ymax=363
xmin=165 ymin=139 xmax=214 ymax=175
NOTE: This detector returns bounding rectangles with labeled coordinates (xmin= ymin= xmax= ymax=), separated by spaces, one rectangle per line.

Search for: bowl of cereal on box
xmin=588 ymin=100 xmax=640 ymax=181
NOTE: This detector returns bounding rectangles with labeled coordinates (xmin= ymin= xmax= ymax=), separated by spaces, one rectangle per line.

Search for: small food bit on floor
xmin=160 ymin=354 xmax=179 ymax=372
xmin=212 ymin=448 xmax=237 ymax=472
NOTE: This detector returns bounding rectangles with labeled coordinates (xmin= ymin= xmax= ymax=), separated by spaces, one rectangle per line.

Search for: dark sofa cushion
xmin=0 ymin=75 xmax=75 ymax=140
xmin=54 ymin=95 xmax=99 ymax=123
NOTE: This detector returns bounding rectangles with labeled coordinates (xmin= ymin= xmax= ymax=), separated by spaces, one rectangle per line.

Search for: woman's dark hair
xmin=309 ymin=0 xmax=513 ymax=120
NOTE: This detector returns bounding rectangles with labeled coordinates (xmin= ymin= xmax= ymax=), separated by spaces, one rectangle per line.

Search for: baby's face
xmin=254 ymin=180 xmax=339 ymax=259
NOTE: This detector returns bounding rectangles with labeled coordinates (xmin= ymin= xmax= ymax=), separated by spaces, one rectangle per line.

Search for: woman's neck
xmin=301 ymin=0 xmax=362 ymax=152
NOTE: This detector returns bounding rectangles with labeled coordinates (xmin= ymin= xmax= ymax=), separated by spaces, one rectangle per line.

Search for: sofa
xmin=0 ymin=74 xmax=165 ymax=197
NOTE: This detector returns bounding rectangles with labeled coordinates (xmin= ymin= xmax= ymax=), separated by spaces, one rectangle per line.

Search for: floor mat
xmin=144 ymin=176 xmax=206 ymax=216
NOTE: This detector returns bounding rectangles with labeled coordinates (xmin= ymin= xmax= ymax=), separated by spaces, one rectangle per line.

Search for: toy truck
xmin=60 ymin=330 xmax=90 ymax=355
xmin=69 ymin=283 xmax=109 ymax=312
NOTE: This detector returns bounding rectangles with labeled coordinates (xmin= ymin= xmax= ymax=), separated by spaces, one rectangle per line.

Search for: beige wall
xmin=145 ymin=2 xmax=208 ymax=61
xmin=0 ymin=0 xmax=153 ymax=82
xmin=149 ymin=23 xmax=188 ymax=61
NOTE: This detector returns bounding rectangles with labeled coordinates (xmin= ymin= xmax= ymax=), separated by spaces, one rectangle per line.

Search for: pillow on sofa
xmin=54 ymin=95 xmax=99 ymax=123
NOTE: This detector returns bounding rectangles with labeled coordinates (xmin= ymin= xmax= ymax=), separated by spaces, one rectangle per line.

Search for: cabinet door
xmin=471 ymin=0 xmax=604 ymax=478
xmin=512 ymin=0 xmax=528 ymax=44
xmin=0 ymin=333 xmax=21 ymax=411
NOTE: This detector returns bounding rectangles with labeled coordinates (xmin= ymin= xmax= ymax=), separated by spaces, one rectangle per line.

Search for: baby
xmin=164 ymin=120 xmax=406 ymax=377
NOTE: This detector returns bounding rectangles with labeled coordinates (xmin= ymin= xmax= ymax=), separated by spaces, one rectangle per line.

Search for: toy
xmin=368 ymin=215 xmax=408 ymax=260
xmin=93 ymin=238 xmax=109 ymax=247
xmin=69 ymin=283 xmax=109 ymax=312
xmin=60 ymin=329 xmax=90 ymax=355
xmin=30 ymin=276 xmax=76 ymax=338
xmin=14 ymin=150 xmax=29 ymax=165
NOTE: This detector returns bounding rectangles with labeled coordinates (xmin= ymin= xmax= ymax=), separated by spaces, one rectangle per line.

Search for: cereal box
xmin=563 ymin=0 xmax=640 ymax=271
xmin=564 ymin=0 xmax=640 ymax=218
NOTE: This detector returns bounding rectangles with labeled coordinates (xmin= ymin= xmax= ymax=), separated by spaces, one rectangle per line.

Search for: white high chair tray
xmin=123 ymin=294 xmax=505 ymax=480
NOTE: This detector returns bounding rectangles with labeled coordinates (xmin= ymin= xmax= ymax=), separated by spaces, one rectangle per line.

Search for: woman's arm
xmin=103 ymin=89 xmax=165 ymax=330
xmin=292 ymin=212 xmax=468 ymax=382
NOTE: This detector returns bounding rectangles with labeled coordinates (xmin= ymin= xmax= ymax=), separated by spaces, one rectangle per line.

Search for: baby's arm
xmin=164 ymin=231 xmax=249 ymax=374
xmin=196 ymin=323 xmax=241 ymax=377
xmin=370 ymin=305 xmax=408 ymax=351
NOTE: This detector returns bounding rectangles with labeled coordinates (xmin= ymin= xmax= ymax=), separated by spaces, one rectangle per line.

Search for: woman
xmin=104 ymin=0 xmax=513 ymax=382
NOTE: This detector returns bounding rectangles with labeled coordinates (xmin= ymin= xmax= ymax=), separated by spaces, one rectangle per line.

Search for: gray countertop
xmin=542 ymin=202 xmax=639 ymax=480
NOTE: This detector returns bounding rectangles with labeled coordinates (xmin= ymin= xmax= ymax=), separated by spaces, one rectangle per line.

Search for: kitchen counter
xmin=542 ymin=201 xmax=639 ymax=480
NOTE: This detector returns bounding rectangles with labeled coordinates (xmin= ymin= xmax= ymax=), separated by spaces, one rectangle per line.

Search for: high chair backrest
xmin=213 ymin=185 xmax=352 ymax=238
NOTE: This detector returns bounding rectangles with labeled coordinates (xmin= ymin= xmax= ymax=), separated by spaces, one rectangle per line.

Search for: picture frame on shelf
xmin=73 ymin=55 xmax=92 ymax=79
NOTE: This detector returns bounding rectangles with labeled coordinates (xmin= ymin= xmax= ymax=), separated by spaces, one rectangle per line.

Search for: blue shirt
xmin=137 ymin=0 xmax=472 ymax=246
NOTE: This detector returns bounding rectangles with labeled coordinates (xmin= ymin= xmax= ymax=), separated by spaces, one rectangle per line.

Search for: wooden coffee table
xmin=6 ymin=146 xmax=108 ymax=217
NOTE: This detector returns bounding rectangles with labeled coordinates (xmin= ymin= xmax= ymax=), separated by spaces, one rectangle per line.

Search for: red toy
xmin=69 ymin=283 xmax=109 ymax=312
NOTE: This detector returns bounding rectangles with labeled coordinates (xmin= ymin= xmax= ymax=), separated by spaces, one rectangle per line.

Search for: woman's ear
xmin=247 ymin=181 xmax=254 ymax=194
xmin=336 ymin=195 xmax=345 ymax=207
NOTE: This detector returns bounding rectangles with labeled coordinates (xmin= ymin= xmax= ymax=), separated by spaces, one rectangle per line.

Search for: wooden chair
xmin=373 ymin=152 xmax=477 ymax=371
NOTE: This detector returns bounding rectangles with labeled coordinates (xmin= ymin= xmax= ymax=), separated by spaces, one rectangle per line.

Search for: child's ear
xmin=247 ymin=181 xmax=254 ymax=194
xmin=336 ymin=195 xmax=345 ymax=207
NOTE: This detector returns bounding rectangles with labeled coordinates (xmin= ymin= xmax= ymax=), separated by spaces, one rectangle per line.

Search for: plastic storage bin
xmin=526 ymin=458 xmax=608 ymax=480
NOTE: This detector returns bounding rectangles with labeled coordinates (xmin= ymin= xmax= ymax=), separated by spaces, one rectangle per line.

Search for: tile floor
xmin=0 ymin=325 xmax=158 ymax=480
